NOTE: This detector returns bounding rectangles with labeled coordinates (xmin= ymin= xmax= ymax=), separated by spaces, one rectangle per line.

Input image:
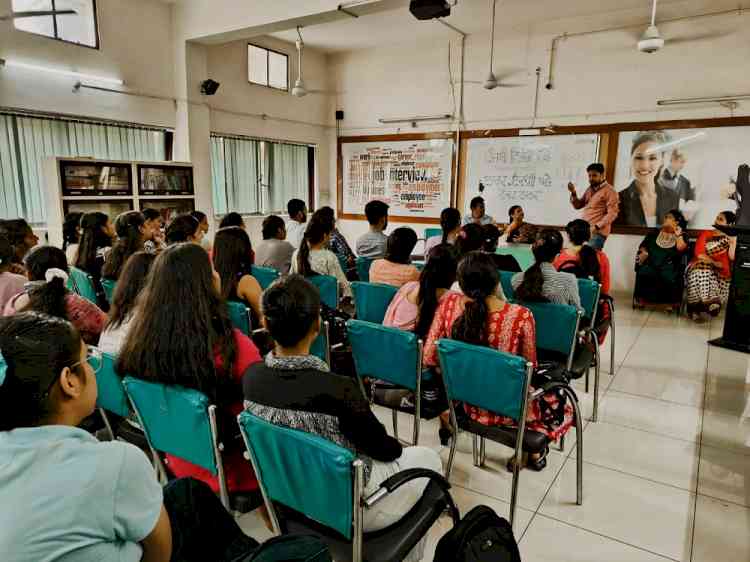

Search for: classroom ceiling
xmin=268 ymin=0 xmax=745 ymax=52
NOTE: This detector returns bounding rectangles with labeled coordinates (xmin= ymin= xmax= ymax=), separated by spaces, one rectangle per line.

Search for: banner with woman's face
xmin=613 ymin=127 xmax=745 ymax=229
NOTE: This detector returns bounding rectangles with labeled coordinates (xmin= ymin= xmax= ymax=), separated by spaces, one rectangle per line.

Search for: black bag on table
xmin=433 ymin=505 xmax=521 ymax=562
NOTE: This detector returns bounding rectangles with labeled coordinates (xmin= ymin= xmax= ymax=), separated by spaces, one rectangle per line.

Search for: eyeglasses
xmin=40 ymin=347 xmax=102 ymax=398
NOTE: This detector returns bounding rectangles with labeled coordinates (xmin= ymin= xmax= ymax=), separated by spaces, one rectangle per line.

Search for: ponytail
xmin=24 ymin=247 xmax=71 ymax=321
xmin=416 ymin=245 xmax=458 ymax=338
xmin=450 ymin=252 xmax=498 ymax=346
xmin=102 ymin=211 xmax=145 ymax=280
xmin=75 ymin=212 xmax=111 ymax=273
xmin=578 ymin=244 xmax=601 ymax=283
xmin=451 ymin=295 xmax=489 ymax=346
xmin=298 ymin=215 xmax=332 ymax=277
xmin=439 ymin=207 xmax=461 ymax=245
xmin=515 ymin=228 xmax=563 ymax=303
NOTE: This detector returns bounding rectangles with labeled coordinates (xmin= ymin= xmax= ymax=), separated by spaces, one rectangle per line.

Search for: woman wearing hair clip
xmin=4 ymin=246 xmax=107 ymax=344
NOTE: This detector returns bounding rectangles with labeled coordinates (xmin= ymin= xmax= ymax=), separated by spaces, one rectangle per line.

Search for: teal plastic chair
xmin=355 ymin=257 xmax=374 ymax=283
xmin=309 ymin=274 xmax=338 ymax=309
xmin=423 ymin=227 xmax=442 ymax=241
xmin=68 ymin=267 xmax=98 ymax=304
xmin=436 ymin=338 xmax=582 ymax=528
xmin=578 ymin=278 xmax=601 ymax=323
xmin=499 ymin=270 xmax=516 ymax=300
xmin=0 ymin=354 xmax=6 ymax=387
xmin=348 ymin=320 xmax=427 ymax=444
xmin=350 ymin=282 xmax=398 ymax=324
xmin=496 ymin=245 xmax=535 ymax=271
xmin=227 ymin=301 xmax=252 ymax=336
xmin=101 ymin=278 xmax=117 ymax=305
xmin=122 ymin=377 xmax=231 ymax=509
xmin=238 ymin=410 xmax=458 ymax=562
xmin=94 ymin=351 xmax=130 ymax=440
xmin=251 ymin=266 xmax=280 ymax=291
xmin=310 ymin=321 xmax=330 ymax=365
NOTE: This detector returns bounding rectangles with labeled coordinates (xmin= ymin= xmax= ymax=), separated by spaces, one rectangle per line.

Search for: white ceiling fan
xmin=0 ymin=9 xmax=76 ymax=21
xmin=291 ymin=27 xmax=331 ymax=97
xmin=634 ymin=0 xmax=725 ymax=53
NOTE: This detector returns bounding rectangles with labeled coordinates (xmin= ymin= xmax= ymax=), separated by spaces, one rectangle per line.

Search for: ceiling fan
xmin=291 ymin=27 xmax=330 ymax=98
xmin=634 ymin=0 xmax=725 ymax=53
xmin=464 ymin=0 xmax=526 ymax=89
xmin=0 ymin=9 xmax=76 ymax=22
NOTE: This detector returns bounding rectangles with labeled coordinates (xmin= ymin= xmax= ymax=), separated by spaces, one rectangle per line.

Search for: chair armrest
xmin=364 ymin=468 xmax=451 ymax=508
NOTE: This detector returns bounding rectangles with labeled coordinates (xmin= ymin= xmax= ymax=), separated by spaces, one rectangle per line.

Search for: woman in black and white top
xmin=243 ymin=274 xmax=442 ymax=562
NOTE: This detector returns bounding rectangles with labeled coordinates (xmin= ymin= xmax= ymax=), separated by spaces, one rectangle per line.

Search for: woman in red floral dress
xmin=423 ymin=251 xmax=574 ymax=470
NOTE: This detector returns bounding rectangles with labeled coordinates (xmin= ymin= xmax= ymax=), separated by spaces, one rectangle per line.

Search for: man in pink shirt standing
xmin=568 ymin=163 xmax=619 ymax=250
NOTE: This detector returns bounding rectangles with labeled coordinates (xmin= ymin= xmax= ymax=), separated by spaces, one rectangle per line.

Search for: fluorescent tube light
xmin=0 ymin=59 xmax=123 ymax=87
xmin=378 ymin=114 xmax=453 ymax=124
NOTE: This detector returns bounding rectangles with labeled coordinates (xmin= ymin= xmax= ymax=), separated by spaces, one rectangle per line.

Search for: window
xmin=12 ymin=0 xmax=99 ymax=49
xmin=247 ymin=44 xmax=289 ymax=91
xmin=211 ymin=134 xmax=312 ymax=216
xmin=0 ymin=112 xmax=169 ymax=224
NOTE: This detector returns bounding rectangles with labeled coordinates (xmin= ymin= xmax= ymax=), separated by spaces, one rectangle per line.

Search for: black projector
xmin=409 ymin=0 xmax=451 ymax=20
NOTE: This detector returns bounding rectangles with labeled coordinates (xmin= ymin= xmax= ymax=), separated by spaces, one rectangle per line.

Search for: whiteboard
xmin=341 ymin=138 xmax=454 ymax=219
xmin=464 ymin=134 xmax=600 ymax=225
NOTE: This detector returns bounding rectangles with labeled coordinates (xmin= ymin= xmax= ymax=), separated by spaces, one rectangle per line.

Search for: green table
xmin=496 ymin=244 xmax=535 ymax=271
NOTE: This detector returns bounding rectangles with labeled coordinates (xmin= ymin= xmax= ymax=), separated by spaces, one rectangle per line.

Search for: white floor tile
xmin=691 ymin=495 xmax=750 ymax=562
xmin=610 ymin=366 xmax=705 ymax=407
xmin=700 ymin=409 xmax=750 ymax=456
xmin=237 ymin=509 xmax=275 ymax=543
xmin=698 ymin=444 xmax=750 ymax=507
xmin=539 ymin=461 xmax=695 ymax=561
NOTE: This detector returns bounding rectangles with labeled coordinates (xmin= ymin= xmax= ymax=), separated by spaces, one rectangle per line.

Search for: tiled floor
xmin=240 ymin=299 xmax=750 ymax=561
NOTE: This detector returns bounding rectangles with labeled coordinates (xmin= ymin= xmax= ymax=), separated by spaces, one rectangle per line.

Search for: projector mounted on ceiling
xmin=409 ymin=0 xmax=453 ymax=21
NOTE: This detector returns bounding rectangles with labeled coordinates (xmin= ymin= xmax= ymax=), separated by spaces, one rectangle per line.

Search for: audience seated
xmin=255 ymin=215 xmax=294 ymax=274
xmin=502 ymin=205 xmax=537 ymax=244
xmin=685 ymin=210 xmax=736 ymax=321
xmin=74 ymin=212 xmax=115 ymax=308
xmin=383 ymin=244 xmax=458 ymax=335
xmin=286 ymin=198 xmax=308 ymax=249
xmin=633 ymin=209 xmax=688 ymax=309
xmin=99 ymin=252 xmax=155 ymax=355
xmin=141 ymin=208 xmax=166 ymax=254
xmin=219 ymin=212 xmax=246 ymax=230
xmin=242 ymin=274 xmax=442 ymax=562
xmin=0 ymin=312 xmax=260 ymax=562
xmin=425 ymin=207 xmax=461 ymax=256
xmin=4 ymin=246 xmax=106 ymax=344
xmin=0 ymin=235 xmax=26 ymax=314
xmin=317 ymin=206 xmax=357 ymax=279
xmin=291 ymin=212 xmax=353 ymax=300
xmin=117 ymin=243 xmax=262 ymax=495
xmin=554 ymin=219 xmax=611 ymax=295
xmin=190 ymin=210 xmax=211 ymax=251
xmin=213 ymin=227 xmax=263 ymax=323
xmin=0 ymin=218 xmax=39 ymax=274
xmin=102 ymin=211 xmax=147 ymax=281
xmin=482 ymin=224 xmax=522 ymax=272
xmin=165 ymin=214 xmax=203 ymax=246
xmin=423 ymin=252 xmax=573 ymax=470
xmin=512 ymin=229 xmax=581 ymax=307
xmin=369 ymin=227 xmax=420 ymax=288
xmin=62 ymin=211 xmax=83 ymax=264
xmin=356 ymin=200 xmax=389 ymax=258
xmin=462 ymin=196 xmax=495 ymax=226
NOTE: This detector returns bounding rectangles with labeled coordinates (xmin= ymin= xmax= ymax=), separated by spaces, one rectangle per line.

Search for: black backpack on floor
xmin=434 ymin=505 xmax=521 ymax=562
xmin=238 ymin=534 xmax=332 ymax=562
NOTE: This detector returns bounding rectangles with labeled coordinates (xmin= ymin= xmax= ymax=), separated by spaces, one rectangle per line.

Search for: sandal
xmin=527 ymin=447 xmax=549 ymax=472
xmin=439 ymin=427 xmax=453 ymax=447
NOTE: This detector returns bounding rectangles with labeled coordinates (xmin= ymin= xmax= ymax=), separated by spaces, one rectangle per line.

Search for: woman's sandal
xmin=439 ymin=427 xmax=453 ymax=447
xmin=505 ymin=446 xmax=549 ymax=473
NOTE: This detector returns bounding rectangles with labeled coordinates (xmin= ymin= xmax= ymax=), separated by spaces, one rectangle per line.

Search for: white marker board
xmin=464 ymin=134 xmax=600 ymax=225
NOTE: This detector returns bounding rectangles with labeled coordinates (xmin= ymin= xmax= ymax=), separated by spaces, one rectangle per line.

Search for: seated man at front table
xmin=463 ymin=196 xmax=495 ymax=226
xmin=286 ymin=198 xmax=307 ymax=249
xmin=356 ymin=200 xmax=389 ymax=258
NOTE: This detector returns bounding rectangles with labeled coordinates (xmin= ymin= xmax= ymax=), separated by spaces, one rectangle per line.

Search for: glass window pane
xmin=248 ymin=45 xmax=269 ymax=86
xmin=56 ymin=0 xmax=97 ymax=47
xmin=268 ymin=51 xmax=288 ymax=90
xmin=12 ymin=0 xmax=54 ymax=37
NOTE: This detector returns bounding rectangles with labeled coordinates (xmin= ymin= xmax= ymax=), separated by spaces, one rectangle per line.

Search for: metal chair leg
xmin=445 ymin=405 xmax=459 ymax=479
xmin=592 ymin=339 xmax=601 ymax=423
xmin=99 ymin=408 xmax=115 ymax=441
xmin=561 ymin=386 xmax=584 ymax=506
xmin=391 ymin=409 xmax=399 ymax=442
xmin=559 ymin=435 xmax=565 ymax=452
xmin=585 ymin=367 xmax=590 ymax=393
xmin=472 ymin=434 xmax=480 ymax=467
xmin=609 ymin=300 xmax=616 ymax=376
xmin=479 ymin=437 xmax=486 ymax=466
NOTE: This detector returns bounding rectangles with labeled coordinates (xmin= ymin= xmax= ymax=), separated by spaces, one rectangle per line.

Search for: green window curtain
xmin=0 ymin=113 xmax=167 ymax=224
xmin=210 ymin=135 xmax=261 ymax=214
xmin=267 ymin=142 xmax=308 ymax=214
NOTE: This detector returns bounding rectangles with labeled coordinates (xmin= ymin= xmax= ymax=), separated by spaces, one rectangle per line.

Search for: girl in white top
xmin=290 ymin=213 xmax=352 ymax=300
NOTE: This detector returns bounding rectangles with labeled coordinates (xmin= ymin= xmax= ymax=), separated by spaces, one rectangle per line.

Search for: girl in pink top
xmin=369 ymin=227 xmax=420 ymax=288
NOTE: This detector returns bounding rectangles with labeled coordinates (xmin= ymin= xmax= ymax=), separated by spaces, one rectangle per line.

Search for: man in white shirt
xmin=286 ymin=198 xmax=307 ymax=249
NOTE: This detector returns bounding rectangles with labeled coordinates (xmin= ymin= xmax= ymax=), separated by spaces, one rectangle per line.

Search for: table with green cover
xmin=496 ymin=244 xmax=535 ymax=271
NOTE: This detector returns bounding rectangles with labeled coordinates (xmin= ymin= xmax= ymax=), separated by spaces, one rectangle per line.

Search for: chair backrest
xmin=348 ymin=320 xmax=420 ymax=390
xmin=424 ymin=227 xmax=442 ymax=240
xmin=577 ymin=278 xmax=601 ymax=321
xmin=437 ymin=339 xmax=530 ymax=421
xmin=350 ymin=282 xmax=398 ymax=324
xmin=310 ymin=321 xmax=330 ymax=364
xmin=355 ymin=257 xmax=374 ymax=283
xmin=101 ymin=278 xmax=117 ymax=305
xmin=227 ymin=301 xmax=251 ymax=336
xmin=122 ymin=377 xmax=218 ymax=474
xmin=68 ymin=267 xmax=98 ymax=304
xmin=95 ymin=351 xmax=130 ymax=418
xmin=524 ymin=302 xmax=580 ymax=360
xmin=309 ymin=274 xmax=338 ymax=309
xmin=499 ymin=270 xmax=516 ymax=301
xmin=0 ymin=354 xmax=6 ymax=386
xmin=238 ymin=410 xmax=355 ymax=539
xmin=251 ymin=265 xmax=280 ymax=291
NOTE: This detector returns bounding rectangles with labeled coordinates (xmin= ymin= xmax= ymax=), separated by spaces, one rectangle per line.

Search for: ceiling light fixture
xmin=0 ymin=58 xmax=123 ymax=86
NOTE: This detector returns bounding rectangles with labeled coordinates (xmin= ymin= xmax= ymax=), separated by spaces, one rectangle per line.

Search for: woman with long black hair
xmin=3 ymin=246 xmax=106 ymax=344
xmin=117 ymin=243 xmax=262 ymax=496
xmin=511 ymin=228 xmax=580 ymax=306
xmin=74 ymin=212 xmax=114 ymax=278
xmin=102 ymin=211 xmax=146 ymax=281
xmin=62 ymin=211 xmax=83 ymax=264
xmin=423 ymin=252 xmax=573 ymax=470
xmin=213 ymin=226 xmax=263 ymax=323
xmin=165 ymin=214 xmax=203 ymax=246
xmin=554 ymin=218 xmax=611 ymax=295
xmin=425 ymin=207 xmax=462 ymax=256
xmin=0 ymin=218 xmax=39 ymax=272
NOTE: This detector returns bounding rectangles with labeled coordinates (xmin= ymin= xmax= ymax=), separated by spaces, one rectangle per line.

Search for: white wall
xmin=0 ymin=0 xmax=176 ymax=127
xmin=329 ymin=9 xmax=750 ymax=295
